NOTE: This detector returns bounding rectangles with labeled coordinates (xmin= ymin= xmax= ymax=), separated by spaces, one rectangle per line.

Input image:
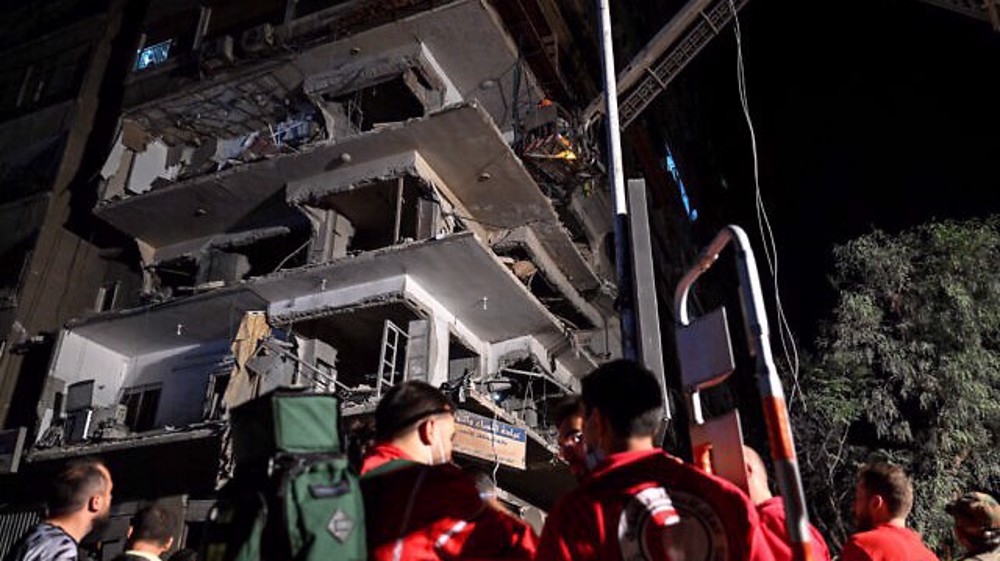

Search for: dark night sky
xmin=636 ymin=0 xmax=1000 ymax=346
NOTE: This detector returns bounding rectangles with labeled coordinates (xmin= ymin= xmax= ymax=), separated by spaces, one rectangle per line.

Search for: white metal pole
xmin=597 ymin=0 xmax=628 ymax=217
xmin=596 ymin=0 xmax=638 ymax=361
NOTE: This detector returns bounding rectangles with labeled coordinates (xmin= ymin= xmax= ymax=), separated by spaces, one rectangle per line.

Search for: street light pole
xmin=596 ymin=0 xmax=638 ymax=362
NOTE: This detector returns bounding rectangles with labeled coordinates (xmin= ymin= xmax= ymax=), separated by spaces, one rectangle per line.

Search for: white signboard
xmin=453 ymin=410 xmax=527 ymax=470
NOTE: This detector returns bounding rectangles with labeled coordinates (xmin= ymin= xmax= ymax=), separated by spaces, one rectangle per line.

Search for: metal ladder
xmin=619 ymin=0 xmax=750 ymax=128
xmin=376 ymin=319 xmax=409 ymax=397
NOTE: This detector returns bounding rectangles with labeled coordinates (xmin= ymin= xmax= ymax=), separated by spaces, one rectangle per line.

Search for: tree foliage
xmin=793 ymin=218 xmax=1000 ymax=556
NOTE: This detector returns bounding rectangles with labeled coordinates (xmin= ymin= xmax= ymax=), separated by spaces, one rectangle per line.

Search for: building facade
xmin=0 ymin=0 xmax=619 ymax=556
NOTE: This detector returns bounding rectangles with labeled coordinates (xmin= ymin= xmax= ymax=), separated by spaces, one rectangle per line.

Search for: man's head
xmin=853 ymin=462 xmax=914 ymax=531
xmin=552 ymin=396 xmax=586 ymax=478
xmin=47 ymin=458 xmax=113 ymax=533
xmin=743 ymin=446 xmax=773 ymax=505
xmin=374 ymin=380 xmax=456 ymax=465
xmin=947 ymin=492 xmax=1000 ymax=553
xmin=581 ymin=360 xmax=663 ymax=457
xmin=128 ymin=504 xmax=176 ymax=556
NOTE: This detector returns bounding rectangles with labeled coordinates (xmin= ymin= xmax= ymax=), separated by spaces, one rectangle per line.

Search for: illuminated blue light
xmin=135 ymin=40 xmax=173 ymax=71
xmin=665 ymin=147 xmax=697 ymax=222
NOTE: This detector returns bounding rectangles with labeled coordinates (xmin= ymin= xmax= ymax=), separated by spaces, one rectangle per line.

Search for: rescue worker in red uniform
xmin=360 ymin=380 xmax=537 ymax=561
xmin=744 ymin=445 xmax=831 ymax=561
xmin=841 ymin=462 xmax=939 ymax=561
xmin=536 ymin=360 xmax=776 ymax=561
xmin=552 ymin=395 xmax=588 ymax=480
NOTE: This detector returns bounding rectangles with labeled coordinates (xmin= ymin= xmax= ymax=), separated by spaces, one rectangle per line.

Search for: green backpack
xmin=201 ymin=390 xmax=366 ymax=561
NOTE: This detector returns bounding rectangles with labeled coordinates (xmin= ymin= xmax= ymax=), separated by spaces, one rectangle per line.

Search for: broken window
xmin=94 ymin=282 xmax=120 ymax=312
xmin=494 ymin=246 xmax=594 ymax=330
xmin=203 ymin=370 xmax=230 ymax=421
xmin=120 ymin=384 xmax=162 ymax=432
xmin=149 ymin=258 xmax=198 ymax=298
xmin=314 ymin=358 xmax=336 ymax=393
xmin=306 ymin=44 xmax=447 ymax=132
xmin=448 ymin=335 xmax=480 ymax=387
xmin=329 ymin=74 xmax=430 ymax=132
xmin=135 ymin=40 xmax=173 ymax=71
xmin=299 ymin=177 xmax=444 ymax=256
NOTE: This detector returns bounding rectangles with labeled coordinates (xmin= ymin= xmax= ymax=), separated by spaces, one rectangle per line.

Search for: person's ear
xmin=164 ymin=536 xmax=174 ymax=551
xmin=127 ymin=526 xmax=133 ymax=539
xmin=417 ymin=418 xmax=435 ymax=446
xmin=870 ymin=494 xmax=885 ymax=513
xmin=88 ymin=494 xmax=100 ymax=514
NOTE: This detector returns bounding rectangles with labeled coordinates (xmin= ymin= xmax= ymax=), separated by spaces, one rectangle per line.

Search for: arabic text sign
xmin=453 ymin=410 xmax=527 ymax=470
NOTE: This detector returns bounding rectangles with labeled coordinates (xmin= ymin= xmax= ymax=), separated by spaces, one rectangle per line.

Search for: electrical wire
xmin=727 ymin=0 xmax=803 ymax=408
xmin=270 ymin=237 xmax=312 ymax=274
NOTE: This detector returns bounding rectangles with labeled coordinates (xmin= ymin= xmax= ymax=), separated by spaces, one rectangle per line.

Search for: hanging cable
xmin=727 ymin=0 xmax=803 ymax=408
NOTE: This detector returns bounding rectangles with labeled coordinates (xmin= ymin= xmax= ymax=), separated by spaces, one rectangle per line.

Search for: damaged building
xmin=0 ymin=0 xmax=622 ymax=555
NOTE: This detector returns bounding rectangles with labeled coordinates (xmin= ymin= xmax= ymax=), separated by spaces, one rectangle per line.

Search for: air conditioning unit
xmin=92 ymin=404 xmax=129 ymax=440
xmin=65 ymin=380 xmax=95 ymax=412
xmin=201 ymin=35 xmax=235 ymax=70
xmin=241 ymin=23 xmax=274 ymax=54
xmin=92 ymin=404 xmax=127 ymax=427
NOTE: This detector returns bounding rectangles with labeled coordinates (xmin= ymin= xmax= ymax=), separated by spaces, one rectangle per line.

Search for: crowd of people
xmin=6 ymin=360 xmax=1000 ymax=561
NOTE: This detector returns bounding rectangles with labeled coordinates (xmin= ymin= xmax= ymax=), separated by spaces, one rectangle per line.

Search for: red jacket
xmin=757 ymin=497 xmax=831 ymax=561
xmin=536 ymin=449 xmax=776 ymax=561
xmin=360 ymin=443 xmax=538 ymax=561
xmin=841 ymin=524 xmax=940 ymax=561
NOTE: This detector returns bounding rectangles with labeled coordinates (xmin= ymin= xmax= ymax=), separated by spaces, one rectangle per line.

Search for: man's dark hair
xmin=46 ymin=457 xmax=108 ymax=517
xmin=375 ymin=381 xmax=455 ymax=441
xmin=581 ymin=360 xmax=663 ymax=438
xmin=857 ymin=462 xmax=914 ymax=518
xmin=550 ymin=395 xmax=583 ymax=428
xmin=130 ymin=504 xmax=176 ymax=545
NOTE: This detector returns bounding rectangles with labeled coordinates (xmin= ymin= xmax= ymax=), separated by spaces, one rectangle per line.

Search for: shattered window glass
xmin=134 ymin=39 xmax=173 ymax=71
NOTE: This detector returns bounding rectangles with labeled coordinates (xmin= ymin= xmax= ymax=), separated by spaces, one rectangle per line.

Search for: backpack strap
xmin=361 ymin=459 xmax=418 ymax=479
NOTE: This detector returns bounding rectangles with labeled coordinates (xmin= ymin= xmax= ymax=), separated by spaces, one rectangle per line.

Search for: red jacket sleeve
xmin=810 ymin=524 xmax=832 ymax=561
xmin=431 ymin=470 xmax=538 ymax=561
xmin=747 ymin=517 xmax=779 ymax=561
xmin=535 ymin=495 xmax=596 ymax=561
xmin=441 ymin=504 xmax=538 ymax=561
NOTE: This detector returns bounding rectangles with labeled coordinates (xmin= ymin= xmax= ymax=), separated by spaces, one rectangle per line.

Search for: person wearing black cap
xmin=360 ymin=380 xmax=537 ymax=560
xmin=948 ymin=492 xmax=1000 ymax=561
xmin=360 ymin=379 xmax=457 ymax=474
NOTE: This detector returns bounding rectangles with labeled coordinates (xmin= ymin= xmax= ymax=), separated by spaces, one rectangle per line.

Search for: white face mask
xmin=424 ymin=423 xmax=449 ymax=466
xmin=433 ymin=436 xmax=447 ymax=465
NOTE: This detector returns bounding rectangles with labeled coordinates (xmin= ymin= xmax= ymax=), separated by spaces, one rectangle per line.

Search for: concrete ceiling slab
xmin=67 ymin=289 xmax=267 ymax=356
xmin=254 ymin=232 xmax=564 ymax=343
xmin=125 ymin=1 xmax=537 ymax=138
xmin=291 ymin=0 xmax=541 ymax=129
xmin=94 ymin=164 xmax=293 ymax=250
xmin=67 ymin=233 xmax=569 ymax=359
xmin=96 ymin=102 xmax=552 ymax=246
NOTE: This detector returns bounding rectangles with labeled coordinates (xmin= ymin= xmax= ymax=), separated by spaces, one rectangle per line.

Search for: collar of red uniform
xmin=758 ymin=496 xmax=784 ymax=511
xmin=871 ymin=522 xmax=913 ymax=533
xmin=591 ymin=448 xmax=664 ymax=478
xmin=361 ymin=442 xmax=415 ymax=474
